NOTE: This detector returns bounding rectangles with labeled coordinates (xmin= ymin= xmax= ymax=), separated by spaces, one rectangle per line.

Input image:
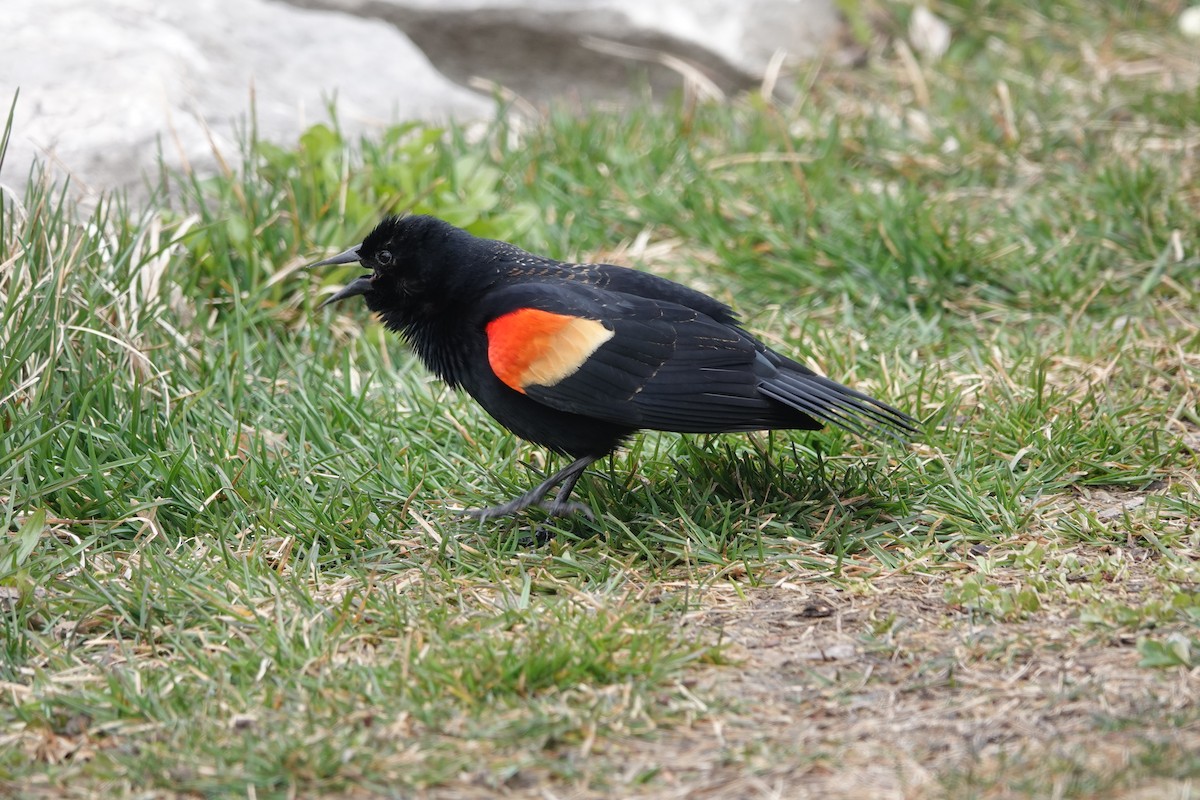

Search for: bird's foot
xmin=539 ymin=498 xmax=595 ymax=521
xmin=460 ymin=498 xmax=595 ymax=522
xmin=461 ymin=501 xmax=523 ymax=521
xmin=460 ymin=455 xmax=600 ymax=523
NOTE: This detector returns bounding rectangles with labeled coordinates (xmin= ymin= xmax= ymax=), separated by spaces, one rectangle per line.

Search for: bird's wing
xmin=479 ymin=283 xmax=835 ymax=434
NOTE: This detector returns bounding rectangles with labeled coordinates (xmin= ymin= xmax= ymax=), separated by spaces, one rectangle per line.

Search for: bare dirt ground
xmin=422 ymin=535 xmax=1198 ymax=799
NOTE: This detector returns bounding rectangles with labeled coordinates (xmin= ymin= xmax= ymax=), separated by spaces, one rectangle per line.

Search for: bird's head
xmin=310 ymin=215 xmax=467 ymax=313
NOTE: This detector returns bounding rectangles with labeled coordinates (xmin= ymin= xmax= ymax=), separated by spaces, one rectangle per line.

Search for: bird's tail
xmin=759 ymin=371 xmax=918 ymax=440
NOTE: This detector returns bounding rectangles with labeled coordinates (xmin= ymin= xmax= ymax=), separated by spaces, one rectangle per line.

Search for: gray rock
xmin=1 ymin=0 xmax=491 ymax=200
xmin=287 ymin=0 xmax=843 ymax=103
xmin=1 ymin=0 xmax=842 ymax=200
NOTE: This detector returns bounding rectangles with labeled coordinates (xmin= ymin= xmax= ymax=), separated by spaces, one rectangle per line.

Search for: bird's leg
xmin=463 ymin=455 xmax=598 ymax=521
xmin=540 ymin=464 xmax=592 ymax=519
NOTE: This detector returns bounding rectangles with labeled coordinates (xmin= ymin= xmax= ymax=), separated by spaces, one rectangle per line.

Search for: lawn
xmin=2 ymin=1 xmax=1198 ymax=797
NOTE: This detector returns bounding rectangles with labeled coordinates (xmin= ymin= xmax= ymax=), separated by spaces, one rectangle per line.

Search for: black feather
xmin=314 ymin=214 xmax=918 ymax=519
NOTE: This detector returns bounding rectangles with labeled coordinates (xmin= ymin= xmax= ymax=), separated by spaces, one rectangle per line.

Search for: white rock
xmin=1 ymin=0 xmax=491 ymax=200
xmin=1 ymin=0 xmax=844 ymax=199
xmin=1181 ymin=6 xmax=1200 ymax=38
xmin=909 ymin=5 xmax=951 ymax=61
xmin=291 ymin=0 xmax=842 ymax=95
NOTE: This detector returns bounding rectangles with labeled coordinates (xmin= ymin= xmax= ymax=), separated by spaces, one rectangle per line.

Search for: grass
xmin=2 ymin=0 xmax=1198 ymax=796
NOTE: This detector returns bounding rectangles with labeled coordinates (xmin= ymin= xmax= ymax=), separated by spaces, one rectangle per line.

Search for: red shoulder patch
xmin=487 ymin=308 xmax=614 ymax=393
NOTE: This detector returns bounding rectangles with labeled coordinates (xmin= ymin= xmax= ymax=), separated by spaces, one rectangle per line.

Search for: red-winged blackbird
xmin=312 ymin=215 xmax=915 ymax=520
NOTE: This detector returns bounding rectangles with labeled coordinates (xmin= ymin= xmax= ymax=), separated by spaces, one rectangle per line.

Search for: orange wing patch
xmin=487 ymin=308 xmax=614 ymax=393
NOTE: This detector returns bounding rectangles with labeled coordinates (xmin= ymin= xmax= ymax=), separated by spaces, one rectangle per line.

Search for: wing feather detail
xmin=480 ymin=282 xmax=916 ymax=438
xmin=486 ymin=308 xmax=614 ymax=394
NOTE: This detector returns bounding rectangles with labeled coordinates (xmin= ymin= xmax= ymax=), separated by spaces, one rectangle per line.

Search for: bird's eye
xmin=376 ymin=249 xmax=394 ymax=267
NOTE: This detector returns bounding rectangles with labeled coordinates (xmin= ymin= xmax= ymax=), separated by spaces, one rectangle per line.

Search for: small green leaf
xmin=2 ymin=508 xmax=45 ymax=577
xmin=298 ymin=123 xmax=341 ymax=161
xmin=1137 ymin=635 xmax=1196 ymax=669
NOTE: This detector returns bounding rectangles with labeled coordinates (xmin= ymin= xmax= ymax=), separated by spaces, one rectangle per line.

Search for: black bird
xmin=312 ymin=215 xmax=915 ymax=520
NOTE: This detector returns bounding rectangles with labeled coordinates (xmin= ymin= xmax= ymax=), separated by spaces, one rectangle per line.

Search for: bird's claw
xmin=460 ymin=498 xmax=595 ymax=522
xmin=539 ymin=499 xmax=595 ymax=521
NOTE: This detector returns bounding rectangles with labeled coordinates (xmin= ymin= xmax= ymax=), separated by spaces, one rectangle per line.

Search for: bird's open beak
xmin=309 ymin=245 xmax=372 ymax=308
xmin=319 ymin=276 xmax=373 ymax=308
xmin=308 ymin=245 xmax=362 ymax=268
